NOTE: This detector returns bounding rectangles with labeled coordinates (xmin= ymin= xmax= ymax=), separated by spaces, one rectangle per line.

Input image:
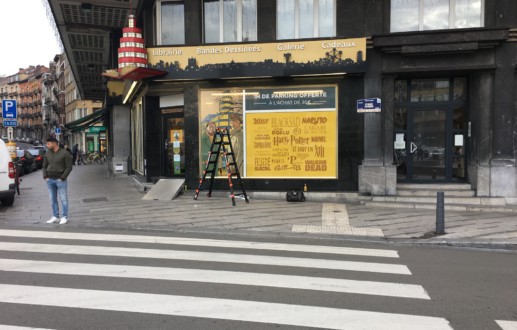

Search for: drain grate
xmin=82 ymin=197 xmax=108 ymax=203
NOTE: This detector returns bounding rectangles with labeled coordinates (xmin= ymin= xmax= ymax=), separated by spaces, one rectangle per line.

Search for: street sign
xmin=3 ymin=120 xmax=18 ymax=127
xmin=2 ymin=99 xmax=17 ymax=127
xmin=7 ymin=127 xmax=13 ymax=141
xmin=357 ymin=98 xmax=381 ymax=113
xmin=55 ymin=127 xmax=61 ymax=134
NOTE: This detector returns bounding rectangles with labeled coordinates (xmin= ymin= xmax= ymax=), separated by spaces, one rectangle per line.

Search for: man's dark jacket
xmin=42 ymin=148 xmax=73 ymax=180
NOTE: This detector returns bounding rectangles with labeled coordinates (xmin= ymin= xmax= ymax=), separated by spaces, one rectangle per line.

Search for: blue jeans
xmin=46 ymin=179 xmax=68 ymax=218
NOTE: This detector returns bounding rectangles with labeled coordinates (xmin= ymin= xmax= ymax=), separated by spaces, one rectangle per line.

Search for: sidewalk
xmin=1 ymin=164 xmax=516 ymax=249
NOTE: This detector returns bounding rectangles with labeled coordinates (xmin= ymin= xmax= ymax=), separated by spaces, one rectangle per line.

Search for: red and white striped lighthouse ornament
xmin=118 ymin=15 xmax=147 ymax=70
xmin=103 ymin=13 xmax=166 ymax=80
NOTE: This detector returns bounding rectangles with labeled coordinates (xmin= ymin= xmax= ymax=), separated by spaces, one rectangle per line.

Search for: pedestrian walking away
xmin=72 ymin=144 xmax=79 ymax=165
xmin=43 ymin=137 xmax=73 ymax=225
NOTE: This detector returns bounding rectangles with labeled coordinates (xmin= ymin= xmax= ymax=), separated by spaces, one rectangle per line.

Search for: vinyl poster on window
xmin=198 ymin=86 xmax=337 ymax=179
xmin=244 ymin=86 xmax=337 ymax=178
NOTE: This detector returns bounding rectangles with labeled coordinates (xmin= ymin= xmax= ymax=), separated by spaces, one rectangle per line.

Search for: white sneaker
xmin=59 ymin=217 xmax=68 ymax=225
xmin=46 ymin=216 xmax=59 ymax=224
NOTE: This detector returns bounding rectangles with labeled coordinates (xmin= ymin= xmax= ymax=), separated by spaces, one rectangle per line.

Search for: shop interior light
xmin=211 ymin=92 xmax=259 ymax=97
xmin=123 ymin=81 xmax=138 ymax=104
xmin=272 ymin=90 xmax=324 ymax=95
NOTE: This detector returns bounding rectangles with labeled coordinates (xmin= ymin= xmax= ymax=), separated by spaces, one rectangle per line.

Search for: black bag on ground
xmin=286 ymin=190 xmax=305 ymax=202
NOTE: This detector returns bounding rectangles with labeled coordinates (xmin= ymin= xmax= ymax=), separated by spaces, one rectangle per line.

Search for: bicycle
xmin=83 ymin=152 xmax=106 ymax=165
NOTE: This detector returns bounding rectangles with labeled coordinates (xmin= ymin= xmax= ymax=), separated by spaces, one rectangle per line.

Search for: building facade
xmin=105 ymin=0 xmax=516 ymax=198
xmin=0 ymin=66 xmax=49 ymax=143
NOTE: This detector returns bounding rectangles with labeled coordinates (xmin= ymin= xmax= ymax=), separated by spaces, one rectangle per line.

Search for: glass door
xmin=409 ymin=109 xmax=447 ymax=180
xmin=163 ymin=111 xmax=185 ymax=177
xmin=393 ymin=78 xmax=467 ymax=183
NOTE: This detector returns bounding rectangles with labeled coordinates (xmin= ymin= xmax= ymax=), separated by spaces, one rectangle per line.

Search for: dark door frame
xmin=161 ymin=107 xmax=185 ymax=177
xmin=393 ymin=77 xmax=468 ymax=183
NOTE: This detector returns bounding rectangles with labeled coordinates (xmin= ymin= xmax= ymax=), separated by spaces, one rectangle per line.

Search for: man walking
xmin=43 ymin=137 xmax=73 ymax=224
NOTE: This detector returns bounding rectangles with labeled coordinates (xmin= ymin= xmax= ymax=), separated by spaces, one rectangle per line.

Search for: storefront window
xmin=204 ymin=0 xmax=257 ymax=43
xmin=131 ymin=99 xmax=144 ymax=175
xmin=391 ymin=0 xmax=484 ymax=32
xmin=410 ymin=79 xmax=449 ymax=102
xmin=453 ymin=78 xmax=465 ymax=101
xmin=394 ymin=107 xmax=407 ymax=130
xmin=155 ymin=0 xmax=185 ymax=45
xmin=394 ymin=80 xmax=408 ymax=102
xmin=199 ymin=86 xmax=338 ymax=179
xmin=277 ymin=0 xmax=335 ymax=40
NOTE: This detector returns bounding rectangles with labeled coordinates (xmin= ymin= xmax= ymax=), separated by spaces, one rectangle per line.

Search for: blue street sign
xmin=357 ymin=98 xmax=381 ymax=113
xmin=2 ymin=99 xmax=17 ymax=127
xmin=55 ymin=127 xmax=61 ymax=134
xmin=2 ymin=99 xmax=17 ymax=119
xmin=3 ymin=120 xmax=18 ymax=127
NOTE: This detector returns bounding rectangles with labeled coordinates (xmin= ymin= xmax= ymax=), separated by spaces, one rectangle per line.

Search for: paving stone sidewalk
xmin=1 ymin=164 xmax=516 ymax=248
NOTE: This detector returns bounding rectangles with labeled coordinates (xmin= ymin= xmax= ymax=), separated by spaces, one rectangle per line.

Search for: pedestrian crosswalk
xmin=0 ymin=228 xmax=506 ymax=329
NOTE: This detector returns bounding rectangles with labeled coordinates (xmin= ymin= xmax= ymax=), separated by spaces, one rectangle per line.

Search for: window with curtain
xmin=155 ymin=0 xmax=185 ymax=45
xmin=277 ymin=0 xmax=335 ymax=40
xmin=390 ymin=0 xmax=484 ymax=32
xmin=204 ymin=0 xmax=257 ymax=43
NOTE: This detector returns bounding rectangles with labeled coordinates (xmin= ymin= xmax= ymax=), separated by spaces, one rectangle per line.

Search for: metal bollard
xmin=435 ymin=191 xmax=445 ymax=235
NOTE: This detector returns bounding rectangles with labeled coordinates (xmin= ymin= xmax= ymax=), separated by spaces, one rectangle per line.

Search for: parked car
xmin=15 ymin=149 xmax=37 ymax=175
xmin=0 ymin=139 xmax=16 ymax=206
xmin=27 ymin=149 xmax=45 ymax=169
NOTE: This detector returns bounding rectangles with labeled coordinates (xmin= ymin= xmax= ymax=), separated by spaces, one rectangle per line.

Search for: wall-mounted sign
xmin=88 ymin=126 xmax=106 ymax=133
xmin=357 ymin=98 xmax=381 ymax=113
xmin=245 ymin=87 xmax=336 ymax=111
xmin=149 ymin=38 xmax=366 ymax=80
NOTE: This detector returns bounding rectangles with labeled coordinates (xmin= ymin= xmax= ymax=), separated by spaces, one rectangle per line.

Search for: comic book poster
xmin=199 ymin=90 xmax=244 ymax=177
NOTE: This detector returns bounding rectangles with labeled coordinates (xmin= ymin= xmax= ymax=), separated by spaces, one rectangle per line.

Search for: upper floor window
xmin=204 ymin=0 xmax=257 ymax=43
xmin=390 ymin=0 xmax=484 ymax=32
xmin=155 ymin=0 xmax=185 ymax=45
xmin=277 ymin=0 xmax=335 ymax=40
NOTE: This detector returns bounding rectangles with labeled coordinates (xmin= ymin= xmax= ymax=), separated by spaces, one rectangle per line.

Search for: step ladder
xmin=194 ymin=128 xmax=249 ymax=206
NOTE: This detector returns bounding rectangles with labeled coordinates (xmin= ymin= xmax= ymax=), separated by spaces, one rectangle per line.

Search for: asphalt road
xmin=0 ymin=226 xmax=515 ymax=329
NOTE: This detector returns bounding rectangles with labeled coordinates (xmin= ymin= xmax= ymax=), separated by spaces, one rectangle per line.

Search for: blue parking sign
xmin=2 ymin=100 xmax=17 ymax=127
xmin=2 ymin=99 xmax=17 ymax=119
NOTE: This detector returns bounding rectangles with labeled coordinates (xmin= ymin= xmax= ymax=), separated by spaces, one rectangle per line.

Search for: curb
xmin=10 ymin=220 xmax=515 ymax=252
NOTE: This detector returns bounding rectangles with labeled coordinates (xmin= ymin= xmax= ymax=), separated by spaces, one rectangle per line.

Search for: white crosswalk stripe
xmin=0 ymin=284 xmax=449 ymax=330
xmin=0 ymin=228 xmax=452 ymax=329
xmin=0 ymin=241 xmax=412 ymax=274
xmin=0 ymin=258 xmax=429 ymax=299
xmin=0 ymin=229 xmax=400 ymax=257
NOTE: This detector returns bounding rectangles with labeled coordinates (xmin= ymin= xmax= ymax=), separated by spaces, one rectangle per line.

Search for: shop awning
xmin=65 ymin=108 xmax=107 ymax=133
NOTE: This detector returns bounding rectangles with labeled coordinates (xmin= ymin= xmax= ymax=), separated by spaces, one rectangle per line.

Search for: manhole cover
xmin=82 ymin=197 xmax=108 ymax=203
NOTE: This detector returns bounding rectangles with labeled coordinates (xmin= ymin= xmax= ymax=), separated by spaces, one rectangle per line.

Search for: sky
xmin=0 ymin=0 xmax=62 ymax=76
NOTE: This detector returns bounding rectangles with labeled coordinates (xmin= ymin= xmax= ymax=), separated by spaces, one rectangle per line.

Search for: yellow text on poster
xmin=245 ymin=111 xmax=337 ymax=178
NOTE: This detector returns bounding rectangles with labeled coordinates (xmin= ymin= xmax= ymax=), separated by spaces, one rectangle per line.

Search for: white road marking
xmin=0 ymin=326 xmax=53 ymax=330
xmin=0 ymin=258 xmax=429 ymax=299
xmin=0 ymin=284 xmax=452 ymax=330
xmin=497 ymin=320 xmax=517 ymax=330
xmin=0 ymin=229 xmax=397 ymax=257
xmin=0 ymin=242 xmax=411 ymax=274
